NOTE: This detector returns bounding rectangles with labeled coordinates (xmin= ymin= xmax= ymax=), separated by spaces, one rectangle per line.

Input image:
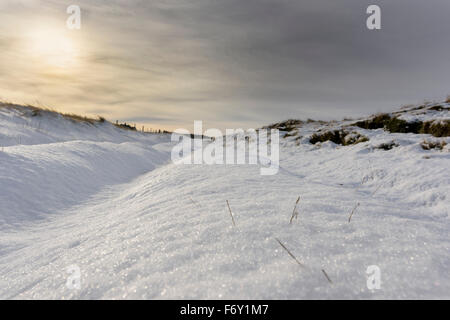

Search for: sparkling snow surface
xmin=0 ymin=103 xmax=449 ymax=299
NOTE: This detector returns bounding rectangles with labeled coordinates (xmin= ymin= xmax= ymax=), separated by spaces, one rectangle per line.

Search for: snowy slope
xmin=0 ymin=102 xmax=449 ymax=299
xmin=0 ymin=103 xmax=161 ymax=146
xmin=0 ymin=103 xmax=173 ymax=227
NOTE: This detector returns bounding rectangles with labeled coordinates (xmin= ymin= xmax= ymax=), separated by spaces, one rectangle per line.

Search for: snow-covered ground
xmin=0 ymin=102 xmax=449 ymax=299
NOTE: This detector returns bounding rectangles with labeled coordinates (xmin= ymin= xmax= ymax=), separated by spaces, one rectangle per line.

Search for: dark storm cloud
xmin=1 ymin=0 xmax=450 ymax=129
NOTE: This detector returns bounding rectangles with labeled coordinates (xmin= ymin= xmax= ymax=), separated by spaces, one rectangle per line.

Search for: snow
xmin=394 ymin=102 xmax=450 ymax=123
xmin=0 ymin=103 xmax=449 ymax=299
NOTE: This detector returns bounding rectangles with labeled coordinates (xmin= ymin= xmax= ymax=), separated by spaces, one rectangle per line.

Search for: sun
xmin=26 ymin=27 xmax=79 ymax=69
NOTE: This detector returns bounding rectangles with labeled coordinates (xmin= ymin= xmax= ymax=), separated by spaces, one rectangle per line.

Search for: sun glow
xmin=26 ymin=27 xmax=80 ymax=69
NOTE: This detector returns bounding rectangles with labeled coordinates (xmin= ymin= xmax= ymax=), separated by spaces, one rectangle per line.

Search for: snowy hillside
xmin=0 ymin=101 xmax=449 ymax=299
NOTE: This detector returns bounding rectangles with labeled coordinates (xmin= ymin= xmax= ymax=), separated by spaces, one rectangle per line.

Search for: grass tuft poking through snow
xmin=275 ymin=238 xmax=305 ymax=268
xmin=348 ymin=202 xmax=361 ymax=223
xmin=226 ymin=200 xmax=237 ymax=227
xmin=322 ymin=269 xmax=333 ymax=284
xmin=421 ymin=139 xmax=447 ymax=151
xmin=289 ymin=196 xmax=301 ymax=224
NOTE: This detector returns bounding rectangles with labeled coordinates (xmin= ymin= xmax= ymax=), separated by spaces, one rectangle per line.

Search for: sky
xmin=0 ymin=0 xmax=449 ymax=131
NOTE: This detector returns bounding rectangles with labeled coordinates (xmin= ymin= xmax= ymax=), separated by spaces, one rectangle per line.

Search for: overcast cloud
xmin=0 ymin=0 xmax=449 ymax=130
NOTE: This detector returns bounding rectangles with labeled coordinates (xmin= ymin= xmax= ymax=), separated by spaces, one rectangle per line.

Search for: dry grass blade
xmin=275 ymin=238 xmax=304 ymax=267
xmin=348 ymin=202 xmax=360 ymax=223
xmin=321 ymin=269 xmax=333 ymax=284
xmin=371 ymin=184 xmax=383 ymax=196
xmin=289 ymin=196 xmax=301 ymax=224
xmin=226 ymin=200 xmax=236 ymax=227
xmin=190 ymin=196 xmax=202 ymax=208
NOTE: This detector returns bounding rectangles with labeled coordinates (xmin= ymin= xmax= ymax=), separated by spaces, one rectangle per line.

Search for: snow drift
xmin=0 ymin=101 xmax=449 ymax=299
